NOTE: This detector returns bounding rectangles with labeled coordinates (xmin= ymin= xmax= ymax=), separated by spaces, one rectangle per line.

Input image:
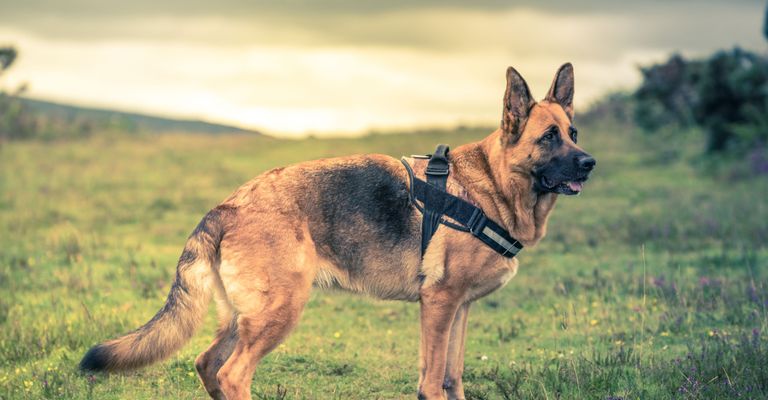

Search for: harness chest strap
xmin=400 ymin=145 xmax=524 ymax=259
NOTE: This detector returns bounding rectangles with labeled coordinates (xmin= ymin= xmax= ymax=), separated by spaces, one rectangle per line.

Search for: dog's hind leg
xmin=194 ymin=262 xmax=240 ymax=399
xmin=195 ymin=317 xmax=238 ymax=400
xmin=214 ymin=232 xmax=317 ymax=400
xmin=215 ymin=278 xmax=313 ymax=400
xmin=443 ymin=303 xmax=470 ymax=400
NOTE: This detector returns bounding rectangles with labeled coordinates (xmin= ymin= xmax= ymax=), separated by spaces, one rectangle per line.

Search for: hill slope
xmin=19 ymin=97 xmax=261 ymax=135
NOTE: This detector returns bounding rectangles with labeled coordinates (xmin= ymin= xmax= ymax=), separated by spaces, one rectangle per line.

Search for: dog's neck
xmin=449 ymin=130 xmax=558 ymax=247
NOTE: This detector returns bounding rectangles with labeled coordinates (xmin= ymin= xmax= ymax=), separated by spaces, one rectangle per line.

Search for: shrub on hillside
xmin=0 ymin=47 xmax=37 ymax=141
xmin=634 ymin=49 xmax=768 ymax=154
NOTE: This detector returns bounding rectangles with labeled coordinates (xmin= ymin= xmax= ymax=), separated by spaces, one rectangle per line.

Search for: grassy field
xmin=1 ymin=121 xmax=767 ymax=399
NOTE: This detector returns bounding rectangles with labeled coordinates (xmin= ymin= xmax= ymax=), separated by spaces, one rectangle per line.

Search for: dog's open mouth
xmin=541 ymin=176 xmax=588 ymax=195
xmin=556 ymin=180 xmax=584 ymax=195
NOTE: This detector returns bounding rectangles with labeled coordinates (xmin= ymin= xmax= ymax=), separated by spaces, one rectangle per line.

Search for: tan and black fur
xmin=80 ymin=64 xmax=595 ymax=400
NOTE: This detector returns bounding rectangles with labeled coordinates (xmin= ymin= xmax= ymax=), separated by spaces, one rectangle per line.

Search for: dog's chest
xmin=465 ymin=254 xmax=519 ymax=302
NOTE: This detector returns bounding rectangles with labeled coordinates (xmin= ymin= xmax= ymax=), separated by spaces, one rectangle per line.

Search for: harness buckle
xmin=425 ymin=165 xmax=449 ymax=176
xmin=467 ymin=208 xmax=488 ymax=236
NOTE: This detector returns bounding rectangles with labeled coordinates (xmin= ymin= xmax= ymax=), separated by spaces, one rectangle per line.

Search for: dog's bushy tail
xmin=79 ymin=206 xmax=233 ymax=372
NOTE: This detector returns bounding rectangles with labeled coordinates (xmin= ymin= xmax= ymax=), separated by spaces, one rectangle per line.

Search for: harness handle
xmin=425 ymin=144 xmax=450 ymax=177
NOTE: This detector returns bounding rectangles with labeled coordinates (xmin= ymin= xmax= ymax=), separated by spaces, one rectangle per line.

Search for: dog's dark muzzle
xmin=534 ymin=151 xmax=596 ymax=195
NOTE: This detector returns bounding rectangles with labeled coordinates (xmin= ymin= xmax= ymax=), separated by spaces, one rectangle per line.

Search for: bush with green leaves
xmin=634 ymin=48 xmax=768 ymax=154
xmin=0 ymin=46 xmax=37 ymax=141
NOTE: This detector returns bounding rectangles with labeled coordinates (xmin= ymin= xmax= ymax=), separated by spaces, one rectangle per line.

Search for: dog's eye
xmin=569 ymin=127 xmax=578 ymax=143
xmin=540 ymin=127 xmax=558 ymax=142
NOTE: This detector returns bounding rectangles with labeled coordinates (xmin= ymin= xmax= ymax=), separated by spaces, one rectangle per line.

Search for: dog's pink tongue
xmin=567 ymin=181 xmax=583 ymax=192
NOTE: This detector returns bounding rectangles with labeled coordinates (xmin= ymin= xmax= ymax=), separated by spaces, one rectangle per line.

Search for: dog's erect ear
xmin=502 ymin=66 xmax=535 ymax=141
xmin=546 ymin=63 xmax=575 ymax=119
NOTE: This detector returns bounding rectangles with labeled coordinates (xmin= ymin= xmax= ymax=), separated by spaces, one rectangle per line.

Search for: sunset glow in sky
xmin=1 ymin=0 xmax=765 ymax=136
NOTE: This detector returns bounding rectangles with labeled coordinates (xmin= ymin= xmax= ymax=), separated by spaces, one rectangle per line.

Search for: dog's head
xmin=496 ymin=63 xmax=595 ymax=195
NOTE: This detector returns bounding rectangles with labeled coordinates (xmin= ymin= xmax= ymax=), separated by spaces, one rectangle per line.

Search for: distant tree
xmin=634 ymin=54 xmax=700 ymax=132
xmin=633 ymin=49 xmax=768 ymax=154
xmin=0 ymin=46 xmax=37 ymax=140
xmin=764 ymin=2 xmax=768 ymax=42
xmin=694 ymin=49 xmax=768 ymax=152
xmin=0 ymin=47 xmax=17 ymax=72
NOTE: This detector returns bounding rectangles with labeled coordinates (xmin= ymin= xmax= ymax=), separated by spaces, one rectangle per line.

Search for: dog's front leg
xmin=443 ymin=303 xmax=470 ymax=400
xmin=418 ymin=286 xmax=463 ymax=400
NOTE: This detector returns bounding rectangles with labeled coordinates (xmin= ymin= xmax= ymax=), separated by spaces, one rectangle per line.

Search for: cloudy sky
xmin=0 ymin=0 xmax=765 ymax=136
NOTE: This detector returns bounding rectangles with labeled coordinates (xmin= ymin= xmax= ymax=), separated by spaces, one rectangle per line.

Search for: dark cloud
xmin=2 ymin=0 xmax=763 ymax=18
xmin=2 ymin=0 xmax=764 ymax=36
xmin=2 ymin=0 xmax=764 ymax=57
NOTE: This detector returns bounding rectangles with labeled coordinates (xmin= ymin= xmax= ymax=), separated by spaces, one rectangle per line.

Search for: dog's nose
xmin=577 ymin=155 xmax=596 ymax=171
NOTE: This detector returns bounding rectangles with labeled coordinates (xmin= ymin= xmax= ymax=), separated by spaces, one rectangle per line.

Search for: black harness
xmin=401 ymin=144 xmax=524 ymax=259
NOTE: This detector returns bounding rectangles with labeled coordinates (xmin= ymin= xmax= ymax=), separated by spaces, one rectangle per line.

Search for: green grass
xmin=1 ymin=123 xmax=767 ymax=399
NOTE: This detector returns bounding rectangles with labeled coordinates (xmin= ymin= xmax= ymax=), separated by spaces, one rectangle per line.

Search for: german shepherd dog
xmin=80 ymin=64 xmax=595 ymax=400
